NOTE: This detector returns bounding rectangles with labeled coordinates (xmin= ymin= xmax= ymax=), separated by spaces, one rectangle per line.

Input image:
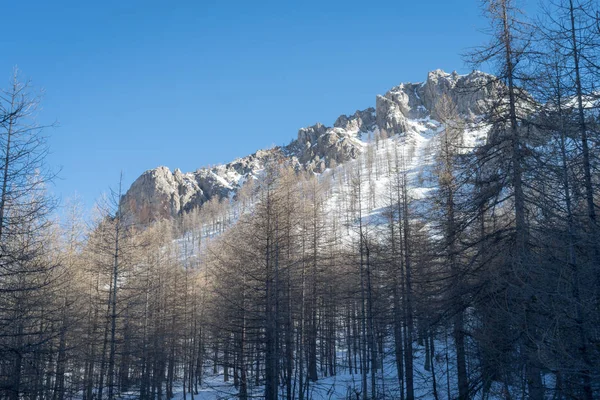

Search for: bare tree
xmin=0 ymin=70 xmax=58 ymax=400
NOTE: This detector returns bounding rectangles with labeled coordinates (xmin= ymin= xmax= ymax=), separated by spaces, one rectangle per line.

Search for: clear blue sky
xmin=0 ymin=0 xmax=533 ymax=214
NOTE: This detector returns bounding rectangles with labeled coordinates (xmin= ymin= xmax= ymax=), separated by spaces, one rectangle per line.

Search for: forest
xmin=0 ymin=0 xmax=599 ymax=399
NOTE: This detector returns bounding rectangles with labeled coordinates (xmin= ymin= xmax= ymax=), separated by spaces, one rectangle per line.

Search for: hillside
xmin=121 ymin=69 xmax=498 ymax=224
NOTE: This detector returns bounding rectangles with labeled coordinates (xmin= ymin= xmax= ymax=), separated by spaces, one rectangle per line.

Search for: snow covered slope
xmin=121 ymin=70 xmax=499 ymax=224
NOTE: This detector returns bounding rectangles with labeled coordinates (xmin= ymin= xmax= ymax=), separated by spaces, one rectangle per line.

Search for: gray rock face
xmin=122 ymin=70 xmax=498 ymax=224
xmin=286 ymin=107 xmax=376 ymax=173
xmin=422 ymin=70 xmax=498 ymax=119
xmin=376 ymin=69 xmax=497 ymax=135
xmin=121 ymin=149 xmax=282 ymax=224
xmin=122 ymin=166 xmax=207 ymax=223
xmin=334 ymin=108 xmax=377 ymax=132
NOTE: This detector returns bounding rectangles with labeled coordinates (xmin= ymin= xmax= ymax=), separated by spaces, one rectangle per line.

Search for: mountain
xmin=121 ymin=69 xmax=498 ymax=224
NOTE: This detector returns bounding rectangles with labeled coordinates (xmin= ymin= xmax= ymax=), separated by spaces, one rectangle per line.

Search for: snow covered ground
xmin=168 ymin=337 xmax=516 ymax=399
xmin=168 ymin=116 xmax=500 ymax=400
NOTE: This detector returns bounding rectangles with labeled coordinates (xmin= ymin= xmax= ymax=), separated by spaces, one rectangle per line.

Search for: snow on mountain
xmin=121 ymin=70 xmax=498 ymax=225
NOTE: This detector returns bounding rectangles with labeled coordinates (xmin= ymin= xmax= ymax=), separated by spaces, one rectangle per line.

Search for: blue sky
xmin=1 ymin=0 xmax=523 ymax=214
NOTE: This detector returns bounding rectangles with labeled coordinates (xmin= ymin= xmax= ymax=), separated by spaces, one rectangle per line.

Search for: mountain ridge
xmin=121 ymin=69 xmax=498 ymax=224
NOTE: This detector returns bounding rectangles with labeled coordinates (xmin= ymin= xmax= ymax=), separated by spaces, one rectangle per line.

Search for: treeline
xmin=1 ymin=0 xmax=600 ymax=399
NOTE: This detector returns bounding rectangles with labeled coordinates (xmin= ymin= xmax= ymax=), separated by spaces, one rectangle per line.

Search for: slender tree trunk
xmin=107 ymin=183 xmax=122 ymax=400
xmin=554 ymin=63 xmax=594 ymax=400
xmin=402 ymin=167 xmax=415 ymax=400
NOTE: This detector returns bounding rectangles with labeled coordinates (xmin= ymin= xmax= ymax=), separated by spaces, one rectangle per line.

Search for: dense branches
xmin=3 ymin=1 xmax=600 ymax=398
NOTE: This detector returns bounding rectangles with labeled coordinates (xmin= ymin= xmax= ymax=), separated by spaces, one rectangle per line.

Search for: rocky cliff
xmin=121 ymin=69 xmax=497 ymax=224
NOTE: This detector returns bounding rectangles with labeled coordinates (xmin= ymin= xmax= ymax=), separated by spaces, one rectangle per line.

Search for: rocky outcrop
xmin=422 ymin=69 xmax=498 ymax=119
xmin=376 ymin=69 xmax=497 ymax=135
xmin=123 ymin=70 xmax=498 ymax=224
xmin=121 ymin=148 xmax=283 ymax=224
xmin=121 ymin=166 xmax=207 ymax=223
xmin=334 ymin=108 xmax=377 ymax=132
xmin=286 ymin=108 xmax=376 ymax=172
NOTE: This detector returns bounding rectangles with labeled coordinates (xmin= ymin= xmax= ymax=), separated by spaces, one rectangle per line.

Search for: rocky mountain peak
xmin=376 ymin=69 xmax=497 ymax=135
xmin=333 ymin=108 xmax=377 ymax=132
xmin=122 ymin=70 xmax=497 ymax=224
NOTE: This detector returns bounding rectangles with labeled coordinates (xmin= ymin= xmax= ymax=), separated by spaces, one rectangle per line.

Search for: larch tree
xmin=0 ymin=71 xmax=57 ymax=400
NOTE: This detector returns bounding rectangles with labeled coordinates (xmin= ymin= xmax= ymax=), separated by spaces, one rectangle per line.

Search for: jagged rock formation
xmin=376 ymin=69 xmax=497 ymax=134
xmin=121 ymin=149 xmax=280 ymax=223
xmin=122 ymin=69 xmax=497 ymax=224
xmin=286 ymin=107 xmax=376 ymax=172
xmin=122 ymin=166 xmax=205 ymax=223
